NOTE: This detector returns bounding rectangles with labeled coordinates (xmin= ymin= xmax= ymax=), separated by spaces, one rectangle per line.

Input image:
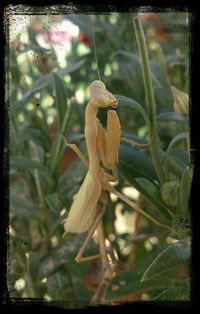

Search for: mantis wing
xmin=63 ymin=171 xmax=102 ymax=234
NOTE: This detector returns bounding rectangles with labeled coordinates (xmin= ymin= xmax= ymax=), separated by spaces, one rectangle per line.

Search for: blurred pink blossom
xmin=44 ymin=30 xmax=72 ymax=45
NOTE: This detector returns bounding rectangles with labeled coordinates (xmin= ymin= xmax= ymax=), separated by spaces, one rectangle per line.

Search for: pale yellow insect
xmin=61 ymin=80 xmax=176 ymax=264
xmin=62 ymin=80 xmax=121 ymax=237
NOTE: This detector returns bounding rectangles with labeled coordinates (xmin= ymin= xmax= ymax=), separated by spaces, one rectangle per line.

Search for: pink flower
xmin=48 ymin=30 xmax=72 ymax=45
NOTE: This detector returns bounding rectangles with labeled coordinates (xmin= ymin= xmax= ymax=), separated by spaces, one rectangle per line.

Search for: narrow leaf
xmin=47 ymin=267 xmax=74 ymax=301
xmin=52 ymin=72 xmax=68 ymax=127
xmin=180 ymin=167 xmax=192 ymax=215
xmin=122 ymin=131 xmax=148 ymax=145
xmin=45 ymin=193 xmax=62 ymax=213
xmin=163 ymin=132 xmax=188 ymax=168
xmin=156 ymin=112 xmax=187 ymax=122
xmin=10 ymin=156 xmax=49 ymax=174
xmin=19 ymin=60 xmax=85 ymax=105
xmin=105 ymin=270 xmax=188 ymax=301
xmin=119 ymin=143 xmax=158 ymax=181
xmin=10 ymin=192 xmax=41 ymax=220
xmin=141 ymin=237 xmax=191 ymax=281
xmin=135 ymin=178 xmax=173 ymax=219
xmin=115 ymin=95 xmax=148 ymax=125
xmin=151 ymin=284 xmax=190 ymax=301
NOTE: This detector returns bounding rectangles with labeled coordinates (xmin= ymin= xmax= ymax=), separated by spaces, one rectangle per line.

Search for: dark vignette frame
xmin=1 ymin=2 xmax=199 ymax=313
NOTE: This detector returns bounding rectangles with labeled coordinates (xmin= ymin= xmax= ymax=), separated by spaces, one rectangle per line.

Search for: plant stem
xmin=97 ymin=221 xmax=109 ymax=271
xmin=29 ymin=141 xmax=44 ymax=205
xmin=128 ymin=194 xmax=142 ymax=270
xmin=29 ymin=140 xmax=52 ymax=250
xmin=133 ymin=16 xmax=165 ymax=185
xmin=132 ymin=230 xmax=170 ymax=243
xmin=50 ymin=97 xmax=74 ymax=175
xmin=25 ymin=256 xmax=37 ymax=298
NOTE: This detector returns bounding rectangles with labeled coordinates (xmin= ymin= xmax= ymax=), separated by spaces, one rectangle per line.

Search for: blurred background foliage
xmin=8 ymin=10 xmax=191 ymax=306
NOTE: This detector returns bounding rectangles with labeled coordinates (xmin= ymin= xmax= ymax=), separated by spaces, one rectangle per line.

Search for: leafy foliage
xmin=8 ymin=11 xmax=190 ymax=306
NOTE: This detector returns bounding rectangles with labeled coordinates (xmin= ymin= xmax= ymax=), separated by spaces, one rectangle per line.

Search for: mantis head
xmin=89 ymin=80 xmax=118 ymax=109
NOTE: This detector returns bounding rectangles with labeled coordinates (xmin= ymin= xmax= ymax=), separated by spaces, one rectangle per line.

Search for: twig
xmin=132 ymin=231 xmax=170 ymax=243
xmin=90 ymin=263 xmax=115 ymax=305
xmin=128 ymin=194 xmax=142 ymax=270
xmin=97 ymin=220 xmax=109 ymax=271
xmin=121 ymin=136 xmax=149 ymax=148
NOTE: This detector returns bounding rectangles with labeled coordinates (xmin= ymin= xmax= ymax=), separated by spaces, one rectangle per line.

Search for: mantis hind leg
xmin=75 ymin=201 xmax=107 ymax=263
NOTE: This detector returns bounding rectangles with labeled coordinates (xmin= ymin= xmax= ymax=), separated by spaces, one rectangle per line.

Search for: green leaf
xmin=170 ymin=148 xmax=189 ymax=171
xmin=141 ymin=237 xmax=191 ymax=281
xmin=47 ymin=267 xmax=75 ymax=301
xmin=10 ymin=192 xmax=35 ymax=211
xmin=20 ymin=127 xmax=50 ymax=150
xmin=154 ymin=86 xmax=173 ymax=111
xmin=28 ymin=252 xmax=41 ymax=283
xmin=11 ymin=235 xmax=31 ymax=251
xmin=119 ymin=145 xmax=173 ymax=221
xmin=151 ymin=284 xmax=190 ymax=301
xmin=135 ymin=178 xmax=173 ymax=220
xmin=112 ymin=51 xmax=140 ymax=64
xmin=52 ymin=72 xmax=68 ymax=128
xmin=40 ymin=235 xmax=93 ymax=278
xmin=165 ymin=132 xmax=188 ymax=158
xmin=10 ymin=156 xmax=49 ymax=174
xmin=9 ymin=50 xmax=21 ymax=85
xmin=156 ymin=112 xmax=187 ymax=122
xmin=180 ymin=167 xmax=192 ymax=215
xmin=20 ymin=45 xmax=51 ymax=53
xmin=119 ymin=143 xmax=158 ymax=182
xmin=161 ymin=181 xmax=180 ymax=208
xmin=104 ymin=271 xmax=141 ymax=301
xmin=68 ymin=133 xmax=85 ymax=142
xmin=19 ymin=60 xmax=85 ymax=105
xmin=122 ymin=131 xmax=148 ymax=145
xmin=115 ymin=95 xmax=148 ymax=126
xmin=163 ymin=132 xmax=188 ymax=169
xmin=58 ymin=143 xmax=87 ymax=205
xmin=104 ymin=270 xmax=188 ymax=301
xmin=45 ymin=192 xmax=61 ymax=213
xmin=10 ymin=192 xmax=43 ymax=222
xmin=164 ymin=153 xmax=184 ymax=179
xmin=173 ymin=167 xmax=192 ymax=235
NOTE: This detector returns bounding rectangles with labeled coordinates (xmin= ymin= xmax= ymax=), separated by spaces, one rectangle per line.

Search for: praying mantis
xmin=59 ymin=16 xmax=178 ymax=270
xmin=60 ymin=80 xmax=177 ymax=266
xmin=61 ymin=80 xmax=121 ymax=266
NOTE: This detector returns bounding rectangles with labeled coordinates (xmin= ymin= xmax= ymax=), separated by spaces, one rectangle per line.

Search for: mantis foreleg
xmin=59 ymin=133 xmax=88 ymax=168
xmin=97 ymin=110 xmax=121 ymax=169
xmin=60 ymin=133 xmax=118 ymax=183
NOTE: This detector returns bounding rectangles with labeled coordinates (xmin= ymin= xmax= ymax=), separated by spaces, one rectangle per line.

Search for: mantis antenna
xmin=91 ymin=16 xmax=101 ymax=81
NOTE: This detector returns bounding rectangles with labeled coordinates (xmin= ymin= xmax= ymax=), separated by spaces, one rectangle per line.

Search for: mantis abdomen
xmin=64 ymin=171 xmax=101 ymax=234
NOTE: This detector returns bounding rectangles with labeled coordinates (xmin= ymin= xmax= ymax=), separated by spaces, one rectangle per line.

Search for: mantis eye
xmin=111 ymin=102 xmax=118 ymax=108
xmin=109 ymin=95 xmax=118 ymax=108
